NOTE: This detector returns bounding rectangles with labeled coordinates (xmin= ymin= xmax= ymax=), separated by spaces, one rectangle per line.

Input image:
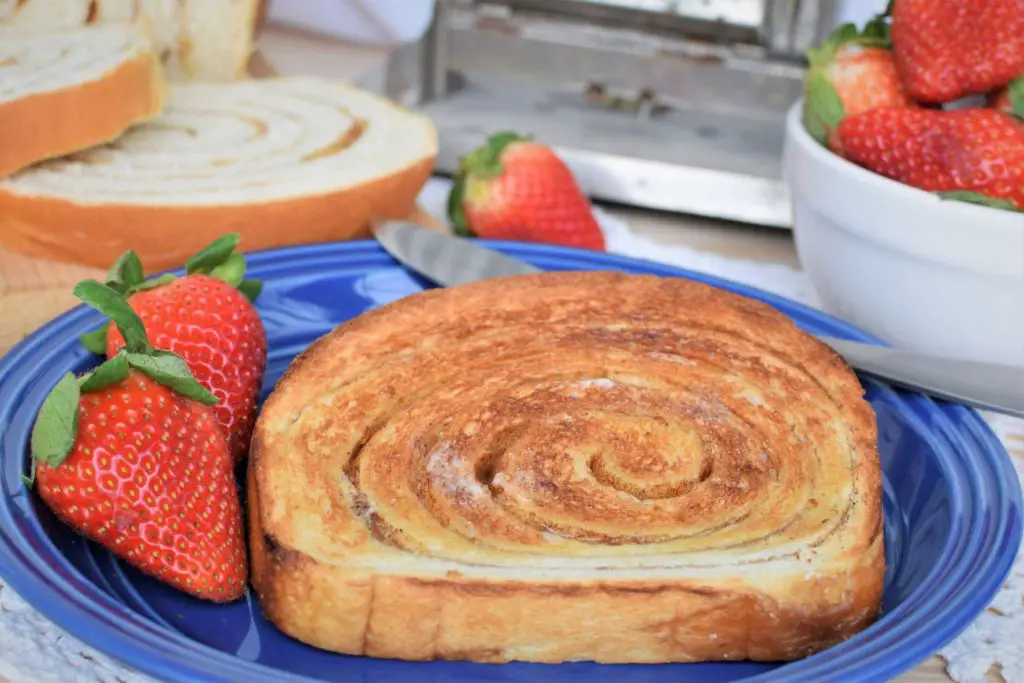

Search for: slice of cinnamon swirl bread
xmin=0 ymin=20 xmax=165 ymax=178
xmin=0 ymin=77 xmax=437 ymax=269
xmin=249 ymin=270 xmax=885 ymax=664
xmin=0 ymin=0 xmax=259 ymax=81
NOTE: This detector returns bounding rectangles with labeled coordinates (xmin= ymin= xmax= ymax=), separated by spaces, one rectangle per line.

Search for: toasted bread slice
xmin=249 ymin=271 xmax=884 ymax=664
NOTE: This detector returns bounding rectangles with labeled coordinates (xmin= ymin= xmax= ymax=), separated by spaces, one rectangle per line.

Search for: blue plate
xmin=0 ymin=241 xmax=1020 ymax=683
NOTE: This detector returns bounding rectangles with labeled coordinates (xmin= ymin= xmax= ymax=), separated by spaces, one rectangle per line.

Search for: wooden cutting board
xmin=0 ymin=204 xmax=444 ymax=356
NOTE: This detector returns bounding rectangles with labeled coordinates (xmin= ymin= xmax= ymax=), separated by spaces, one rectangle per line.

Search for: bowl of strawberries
xmin=783 ymin=0 xmax=1024 ymax=366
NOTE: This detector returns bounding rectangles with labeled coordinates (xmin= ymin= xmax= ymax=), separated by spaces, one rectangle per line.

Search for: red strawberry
xmin=990 ymin=76 xmax=1024 ymax=118
xmin=448 ymin=132 xmax=605 ymax=251
xmin=803 ymin=18 xmax=914 ymax=149
xmin=836 ymin=107 xmax=1024 ymax=211
xmin=889 ymin=0 xmax=1024 ymax=103
xmin=81 ymin=235 xmax=267 ymax=463
xmin=30 ymin=280 xmax=247 ymax=601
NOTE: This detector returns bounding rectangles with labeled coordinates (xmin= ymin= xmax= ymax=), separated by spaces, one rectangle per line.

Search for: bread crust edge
xmin=0 ymin=47 xmax=166 ymax=179
xmin=249 ymin=458 xmax=883 ymax=664
xmin=0 ymin=154 xmax=436 ymax=270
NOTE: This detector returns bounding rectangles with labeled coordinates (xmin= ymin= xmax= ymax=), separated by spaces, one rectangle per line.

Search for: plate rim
xmin=0 ymin=239 xmax=1019 ymax=683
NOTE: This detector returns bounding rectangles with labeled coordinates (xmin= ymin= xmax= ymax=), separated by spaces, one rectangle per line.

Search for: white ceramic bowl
xmin=783 ymin=100 xmax=1024 ymax=366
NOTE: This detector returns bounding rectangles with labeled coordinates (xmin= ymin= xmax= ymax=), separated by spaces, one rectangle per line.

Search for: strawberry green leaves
xmin=802 ymin=13 xmax=901 ymax=148
xmin=803 ymin=72 xmax=846 ymax=146
xmin=448 ymin=131 xmax=531 ymax=237
xmin=106 ymin=249 xmax=145 ymax=293
xmin=1008 ymin=77 xmax=1024 ymax=119
xmin=29 ymin=373 xmax=80 ymax=470
xmin=448 ymin=174 xmax=472 ymax=238
xmin=74 ymin=279 xmax=218 ymax=406
xmin=459 ymin=131 xmax=529 ymax=178
xmin=123 ymin=350 xmax=217 ymax=405
xmin=78 ymin=353 xmax=130 ymax=393
xmin=237 ymin=279 xmax=263 ymax=303
xmin=186 ymin=233 xmax=241 ymax=275
xmin=184 ymin=233 xmax=262 ymax=303
xmin=78 ymin=234 xmax=264 ymax=354
xmin=74 ymin=280 xmax=150 ymax=354
xmin=29 ymin=278 xmax=220 ymax=480
xmin=79 ymin=326 xmax=109 ymax=355
xmin=938 ymin=191 xmax=1022 ymax=212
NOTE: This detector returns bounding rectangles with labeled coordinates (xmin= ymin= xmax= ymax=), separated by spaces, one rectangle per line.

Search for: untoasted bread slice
xmin=0 ymin=0 xmax=259 ymax=81
xmin=0 ymin=21 xmax=165 ymax=178
xmin=0 ymin=77 xmax=437 ymax=269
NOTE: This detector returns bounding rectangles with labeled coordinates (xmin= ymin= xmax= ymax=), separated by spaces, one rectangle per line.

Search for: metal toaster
xmin=380 ymin=0 xmax=841 ymax=228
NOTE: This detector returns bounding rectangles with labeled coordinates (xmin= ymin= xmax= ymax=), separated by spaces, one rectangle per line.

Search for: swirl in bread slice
xmin=249 ymin=271 xmax=885 ymax=664
xmin=0 ymin=21 xmax=164 ymax=178
xmin=0 ymin=77 xmax=438 ymax=269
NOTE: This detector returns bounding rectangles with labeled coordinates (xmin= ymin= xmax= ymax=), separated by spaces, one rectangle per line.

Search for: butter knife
xmin=372 ymin=220 xmax=1024 ymax=418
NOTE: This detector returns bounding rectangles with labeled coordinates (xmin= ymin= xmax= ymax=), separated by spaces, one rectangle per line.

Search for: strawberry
xmin=990 ymin=76 xmax=1024 ymax=118
xmin=836 ymin=107 xmax=1024 ymax=211
xmin=448 ymin=132 xmax=605 ymax=251
xmin=80 ymin=235 xmax=267 ymax=463
xmin=888 ymin=0 xmax=1024 ymax=103
xmin=803 ymin=18 xmax=914 ymax=149
xmin=29 ymin=280 xmax=247 ymax=601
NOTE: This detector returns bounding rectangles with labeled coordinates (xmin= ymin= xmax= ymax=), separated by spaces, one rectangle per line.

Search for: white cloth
xmin=2 ymin=178 xmax=1020 ymax=682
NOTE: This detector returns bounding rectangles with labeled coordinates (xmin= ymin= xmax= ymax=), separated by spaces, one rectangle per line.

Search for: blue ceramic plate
xmin=0 ymin=241 xmax=1020 ymax=683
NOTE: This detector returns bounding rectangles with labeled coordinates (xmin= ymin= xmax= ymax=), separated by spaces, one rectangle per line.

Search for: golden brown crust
xmin=248 ymin=271 xmax=884 ymax=664
xmin=0 ymin=48 xmax=164 ymax=179
xmin=0 ymin=155 xmax=434 ymax=270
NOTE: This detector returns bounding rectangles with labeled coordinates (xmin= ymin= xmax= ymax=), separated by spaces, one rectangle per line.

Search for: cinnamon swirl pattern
xmin=250 ymin=271 xmax=884 ymax=664
xmin=0 ymin=78 xmax=436 ymax=268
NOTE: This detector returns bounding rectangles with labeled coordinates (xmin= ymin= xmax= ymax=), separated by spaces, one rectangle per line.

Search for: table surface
xmin=0 ymin=23 xmax=971 ymax=683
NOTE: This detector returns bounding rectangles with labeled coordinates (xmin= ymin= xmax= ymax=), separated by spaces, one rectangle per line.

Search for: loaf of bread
xmin=0 ymin=77 xmax=438 ymax=269
xmin=249 ymin=271 xmax=885 ymax=664
xmin=0 ymin=0 xmax=259 ymax=81
xmin=0 ymin=21 xmax=165 ymax=178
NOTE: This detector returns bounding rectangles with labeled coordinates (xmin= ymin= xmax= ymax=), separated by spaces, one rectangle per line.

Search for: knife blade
xmin=373 ymin=220 xmax=540 ymax=286
xmin=371 ymin=220 xmax=1024 ymax=418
